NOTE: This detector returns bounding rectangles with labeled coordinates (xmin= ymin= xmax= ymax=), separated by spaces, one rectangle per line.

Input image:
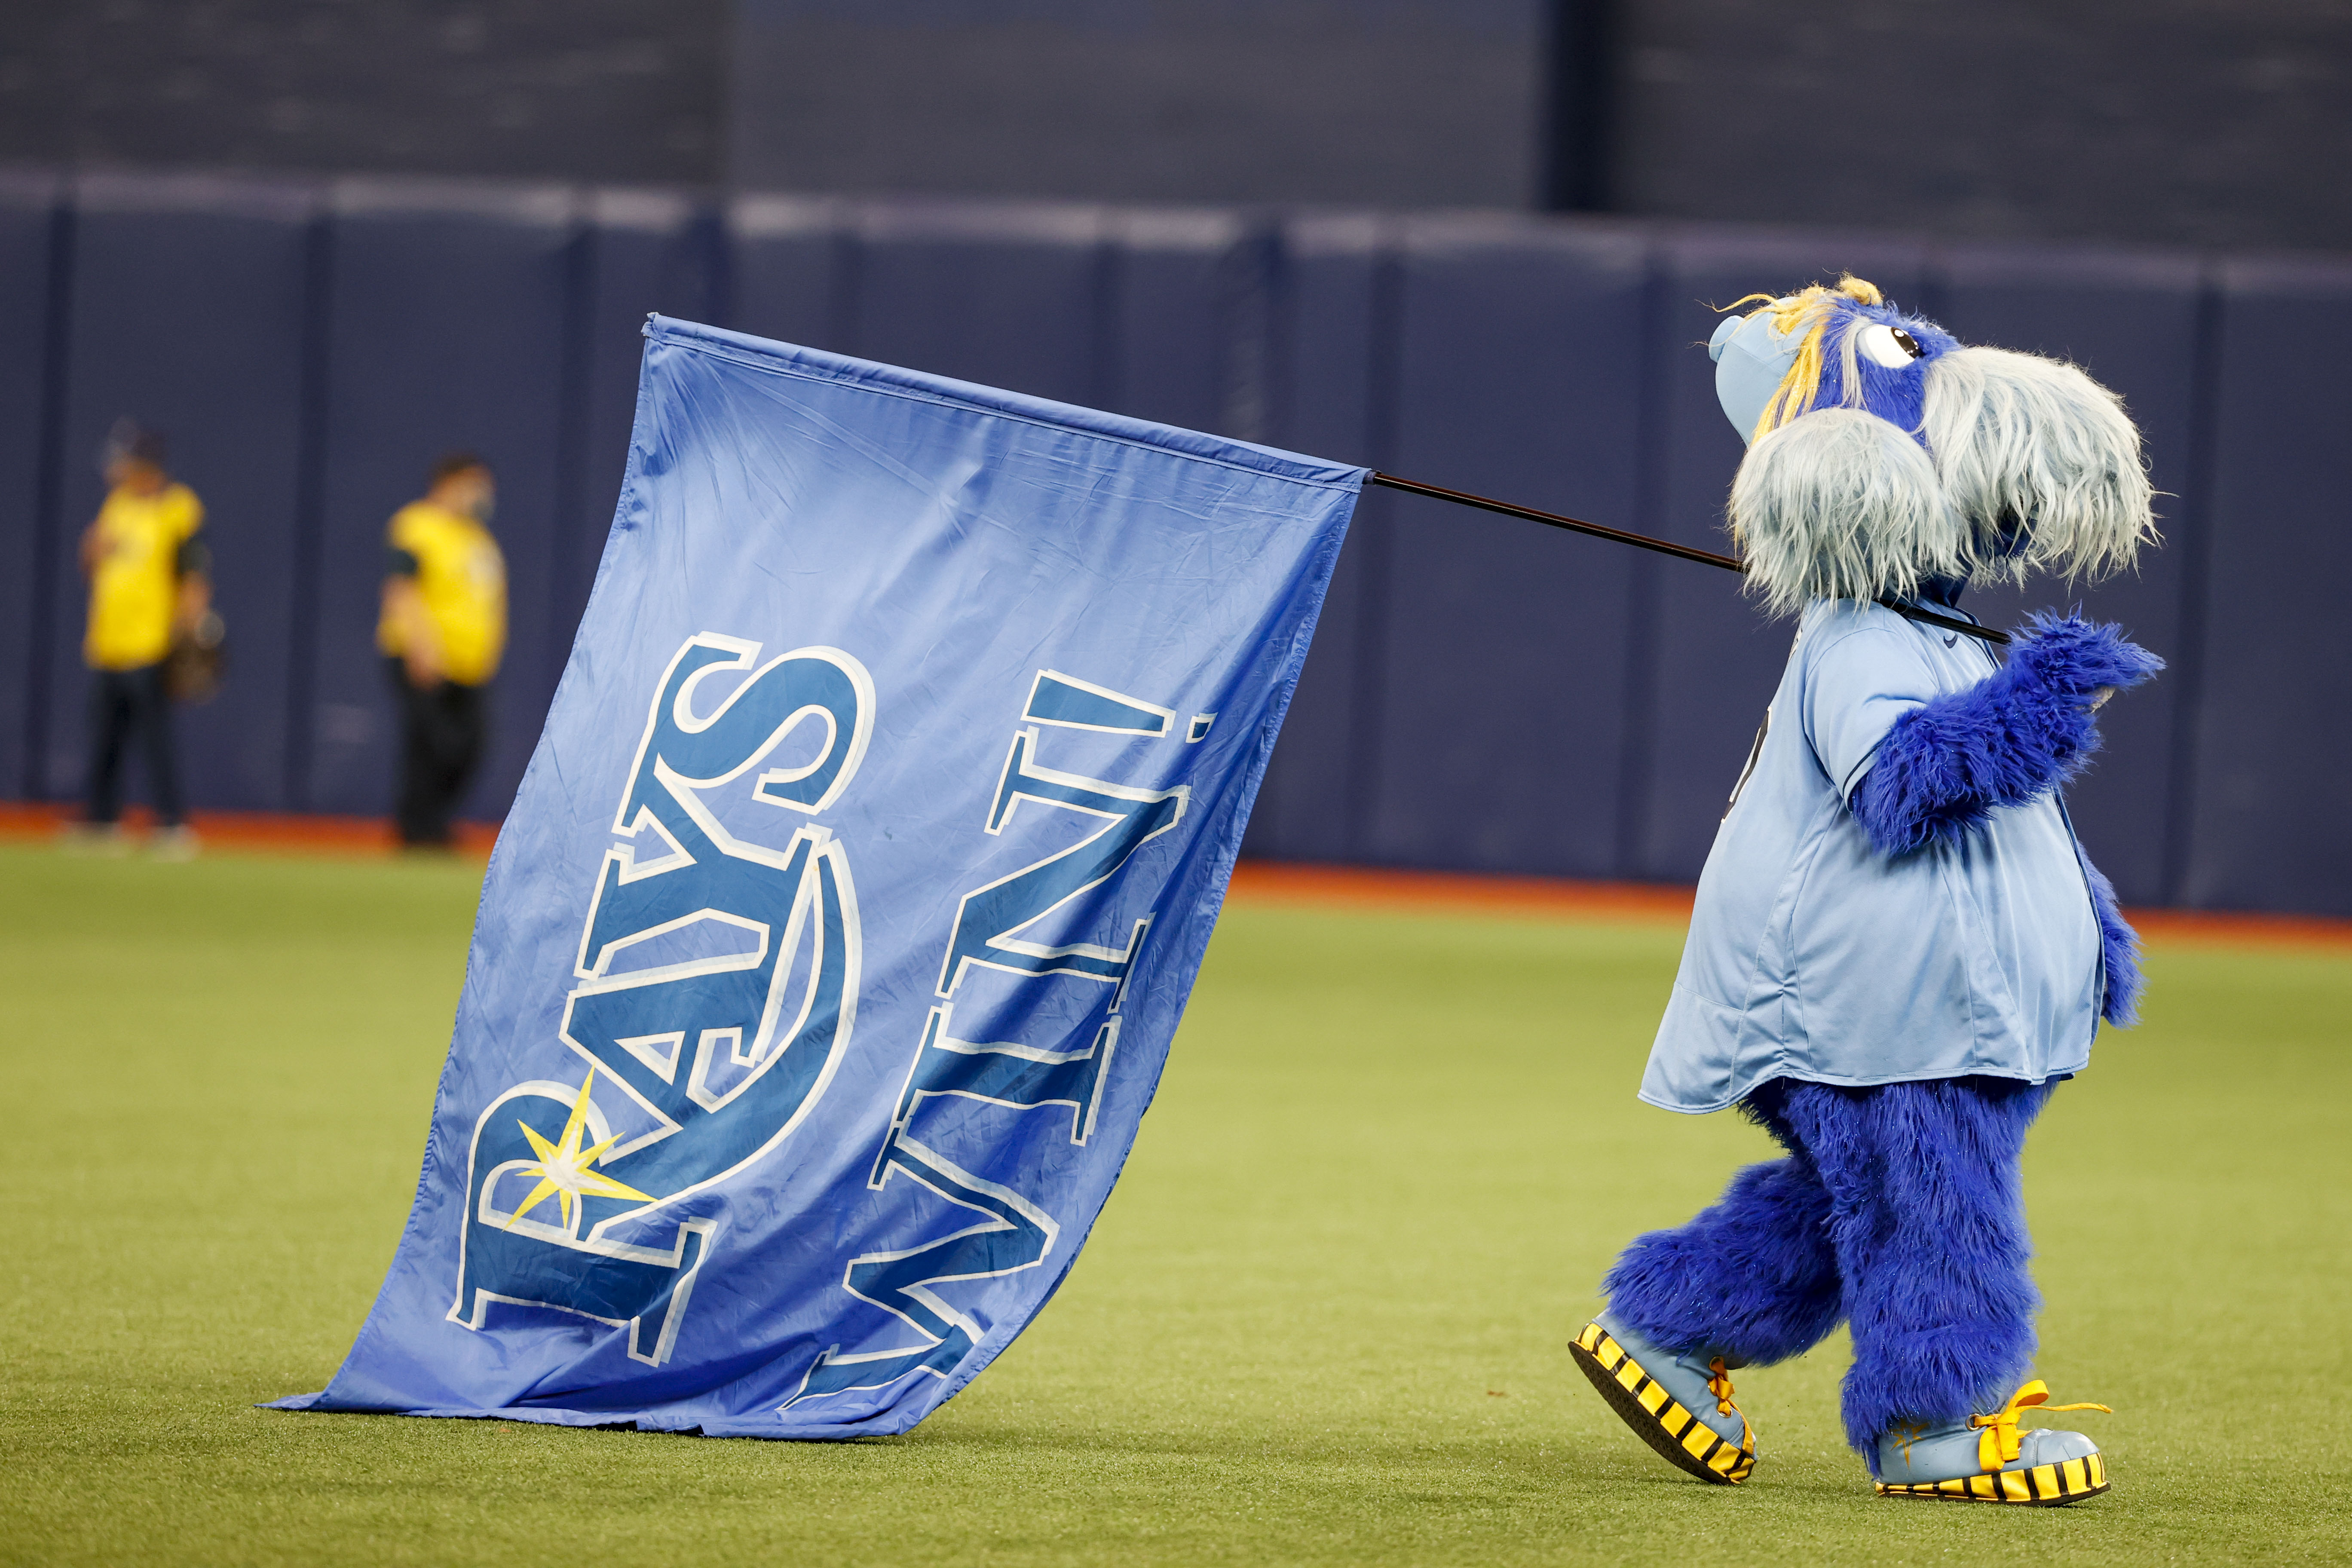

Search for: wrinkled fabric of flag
xmin=275 ymin=316 xmax=1361 ymax=1438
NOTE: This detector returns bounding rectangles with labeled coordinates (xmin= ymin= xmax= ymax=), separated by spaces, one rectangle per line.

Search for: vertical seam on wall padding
xmin=2159 ymin=261 xmax=2224 ymax=906
xmin=1219 ymin=217 xmax=1278 ymax=446
xmin=1542 ymin=0 xmax=1617 ymax=213
xmin=24 ymin=195 xmax=74 ymax=800
xmin=1348 ymin=223 xmax=1403 ymax=862
xmin=1260 ymin=218 xmax=1297 ymax=456
xmin=1090 ymin=221 xmax=1121 ymax=416
xmin=696 ymin=202 xmax=732 ymax=332
xmin=830 ymin=200 xmax=862 ymax=359
xmin=548 ymin=211 xmax=597 ymax=682
xmin=1238 ymin=220 xmax=1293 ymax=848
xmin=1911 ymin=256 xmax=1948 ymax=329
xmin=1611 ymin=246 xmax=1670 ymax=875
xmin=283 ymin=207 xmax=336 ymax=812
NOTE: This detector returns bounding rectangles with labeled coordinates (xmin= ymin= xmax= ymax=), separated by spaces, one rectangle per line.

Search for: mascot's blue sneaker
xmin=1571 ymin=1312 xmax=1756 ymax=1484
xmin=1874 ymin=1381 xmax=2113 ymax=1504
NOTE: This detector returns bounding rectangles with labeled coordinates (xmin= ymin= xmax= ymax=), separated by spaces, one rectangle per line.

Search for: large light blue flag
xmin=277 ymin=317 xmax=1361 ymax=1437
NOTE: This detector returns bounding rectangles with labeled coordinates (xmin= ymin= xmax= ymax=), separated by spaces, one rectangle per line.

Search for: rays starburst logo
xmin=504 ymin=1069 xmax=654 ymax=1233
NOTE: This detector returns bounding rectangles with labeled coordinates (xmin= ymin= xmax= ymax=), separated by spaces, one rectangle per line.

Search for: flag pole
xmin=1365 ymin=472 xmax=2010 ymax=647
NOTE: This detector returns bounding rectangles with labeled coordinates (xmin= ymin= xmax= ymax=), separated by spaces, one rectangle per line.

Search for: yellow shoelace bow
xmin=1706 ymin=1357 xmax=1746 ymax=1425
xmin=1966 ymin=1380 xmax=2112 ymax=1472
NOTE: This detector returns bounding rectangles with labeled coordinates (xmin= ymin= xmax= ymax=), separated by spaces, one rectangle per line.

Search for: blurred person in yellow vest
xmin=378 ymin=451 xmax=506 ymax=848
xmin=75 ymin=422 xmax=210 ymax=859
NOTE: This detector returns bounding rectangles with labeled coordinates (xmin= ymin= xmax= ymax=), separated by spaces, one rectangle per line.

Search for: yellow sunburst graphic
xmin=504 ymin=1068 xmax=654 ymax=1232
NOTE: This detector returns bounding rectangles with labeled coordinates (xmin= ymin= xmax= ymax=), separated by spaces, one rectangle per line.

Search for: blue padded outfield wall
xmin=3 ymin=168 xmax=2345 ymax=914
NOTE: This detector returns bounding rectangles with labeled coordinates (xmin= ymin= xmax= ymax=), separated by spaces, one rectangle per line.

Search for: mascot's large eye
xmin=1857 ymin=323 xmax=1925 ymax=368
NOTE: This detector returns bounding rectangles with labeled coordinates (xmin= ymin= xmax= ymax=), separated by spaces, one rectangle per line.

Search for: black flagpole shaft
xmin=1366 ymin=470 xmax=1744 ymax=571
xmin=1365 ymin=471 xmax=2010 ymax=647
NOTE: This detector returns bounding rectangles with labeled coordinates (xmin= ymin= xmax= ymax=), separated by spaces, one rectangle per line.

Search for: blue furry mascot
xmin=1571 ymin=277 xmax=2161 ymax=1505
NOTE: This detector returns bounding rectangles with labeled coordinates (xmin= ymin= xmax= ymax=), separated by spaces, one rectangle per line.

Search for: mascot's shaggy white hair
xmin=1724 ymin=282 xmax=2156 ymax=616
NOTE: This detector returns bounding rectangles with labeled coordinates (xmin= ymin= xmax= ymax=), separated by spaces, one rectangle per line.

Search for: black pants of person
xmin=86 ymin=663 xmax=183 ymax=826
xmin=389 ymin=658 xmax=488 ymax=847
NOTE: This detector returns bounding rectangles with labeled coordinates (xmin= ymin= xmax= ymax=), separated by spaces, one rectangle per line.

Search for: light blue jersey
xmin=1642 ymin=600 xmax=2103 ymax=1114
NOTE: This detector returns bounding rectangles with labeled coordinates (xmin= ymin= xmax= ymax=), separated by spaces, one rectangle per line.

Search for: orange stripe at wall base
xmin=1225 ymin=859 xmax=2352 ymax=954
xmin=5 ymin=803 xmax=2345 ymax=954
xmin=0 ymin=800 xmax=499 ymax=858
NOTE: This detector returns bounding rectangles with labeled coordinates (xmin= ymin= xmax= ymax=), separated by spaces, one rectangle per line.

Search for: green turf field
xmin=1 ymin=843 xmax=2345 ymax=1565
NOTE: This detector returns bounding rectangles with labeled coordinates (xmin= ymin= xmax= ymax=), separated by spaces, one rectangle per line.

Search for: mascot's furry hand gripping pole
xmin=1567 ymin=278 xmax=2159 ymax=1504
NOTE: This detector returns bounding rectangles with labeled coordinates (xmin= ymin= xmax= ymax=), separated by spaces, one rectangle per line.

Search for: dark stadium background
xmin=4 ymin=0 xmax=2346 ymax=914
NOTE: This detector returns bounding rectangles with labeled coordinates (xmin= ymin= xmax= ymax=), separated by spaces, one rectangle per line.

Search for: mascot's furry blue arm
xmin=1570 ymin=277 xmax=2162 ymax=1504
xmin=1851 ymin=615 xmax=2160 ymax=1022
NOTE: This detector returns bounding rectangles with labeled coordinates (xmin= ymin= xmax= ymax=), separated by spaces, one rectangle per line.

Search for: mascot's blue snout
xmin=1708 ymin=287 xmax=1958 ymax=448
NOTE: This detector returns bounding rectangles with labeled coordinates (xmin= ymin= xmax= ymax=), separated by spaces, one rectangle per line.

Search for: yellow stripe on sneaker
xmin=1880 ymin=1453 xmax=2111 ymax=1505
xmin=1572 ymin=1320 xmax=1751 ymax=1487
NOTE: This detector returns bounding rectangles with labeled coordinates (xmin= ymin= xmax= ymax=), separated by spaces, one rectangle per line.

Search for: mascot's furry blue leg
xmin=1574 ymin=276 xmax=2162 ymax=1504
xmin=1784 ymin=1076 xmax=2053 ymax=1461
xmin=1595 ymin=1078 xmax=2050 ymax=1474
xmin=1599 ymin=1136 xmax=1841 ymax=1372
